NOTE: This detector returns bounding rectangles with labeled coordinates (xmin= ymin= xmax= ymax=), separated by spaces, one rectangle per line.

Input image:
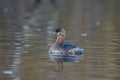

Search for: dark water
xmin=0 ymin=0 xmax=120 ymax=80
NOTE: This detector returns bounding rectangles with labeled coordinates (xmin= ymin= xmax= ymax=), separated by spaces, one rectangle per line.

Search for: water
xmin=0 ymin=0 xmax=120 ymax=80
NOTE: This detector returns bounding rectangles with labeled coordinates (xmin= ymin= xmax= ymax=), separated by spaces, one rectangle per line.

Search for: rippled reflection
xmin=0 ymin=0 xmax=120 ymax=80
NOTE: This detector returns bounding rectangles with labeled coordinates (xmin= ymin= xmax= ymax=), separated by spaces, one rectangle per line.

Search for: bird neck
xmin=55 ymin=35 xmax=64 ymax=46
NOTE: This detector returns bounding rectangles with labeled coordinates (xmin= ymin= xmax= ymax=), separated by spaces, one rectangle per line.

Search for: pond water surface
xmin=0 ymin=0 xmax=120 ymax=80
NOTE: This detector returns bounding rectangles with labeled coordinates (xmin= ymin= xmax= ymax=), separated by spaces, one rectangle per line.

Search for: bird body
xmin=49 ymin=42 xmax=83 ymax=56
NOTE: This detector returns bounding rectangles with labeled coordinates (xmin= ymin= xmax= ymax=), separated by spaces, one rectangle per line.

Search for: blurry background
xmin=0 ymin=0 xmax=120 ymax=80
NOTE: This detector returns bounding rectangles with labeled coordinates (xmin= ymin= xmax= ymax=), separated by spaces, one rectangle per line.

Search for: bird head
xmin=54 ymin=26 xmax=66 ymax=37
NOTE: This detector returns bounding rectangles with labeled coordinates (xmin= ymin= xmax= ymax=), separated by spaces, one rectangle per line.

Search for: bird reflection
xmin=54 ymin=61 xmax=63 ymax=72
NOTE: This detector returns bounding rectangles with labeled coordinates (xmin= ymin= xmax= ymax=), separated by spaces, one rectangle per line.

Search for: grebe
xmin=49 ymin=26 xmax=84 ymax=62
